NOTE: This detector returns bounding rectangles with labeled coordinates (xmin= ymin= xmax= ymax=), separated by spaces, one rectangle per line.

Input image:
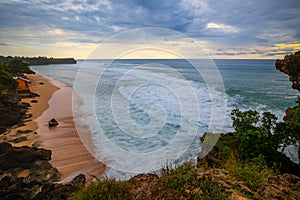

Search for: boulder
xmin=34 ymin=174 xmax=86 ymax=200
xmin=48 ymin=118 xmax=59 ymax=128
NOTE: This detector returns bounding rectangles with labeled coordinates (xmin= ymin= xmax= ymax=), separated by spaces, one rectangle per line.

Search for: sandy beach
xmin=7 ymin=74 xmax=106 ymax=182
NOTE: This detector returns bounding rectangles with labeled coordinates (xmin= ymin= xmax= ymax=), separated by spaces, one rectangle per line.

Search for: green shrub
xmin=68 ymin=179 xmax=132 ymax=200
xmin=285 ymin=50 xmax=300 ymax=77
xmin=4 ymin=58 xmax=34 ymax=76
xmin=225 ymin=154 xmax=275 ymax=191
xmin=231 ymin=109 xmax=299 ymax=161
xmin=0 ymin=69 xmax=18 ymax=93
xmin=151 ymin=162 xmax=229 ymax=200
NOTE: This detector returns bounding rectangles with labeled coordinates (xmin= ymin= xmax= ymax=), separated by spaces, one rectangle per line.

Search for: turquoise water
xmin=31 ymin=59 xmax=299 ymax=175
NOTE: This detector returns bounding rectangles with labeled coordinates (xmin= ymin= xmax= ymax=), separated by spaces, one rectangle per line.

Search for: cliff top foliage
xmin=0 ymin=67 xmax=18 ymax=93
xmin=231 ymin=109 xmax=299 ymax=167
xmin=284 ymin=50 xmax=300 ymax=77
xmin=2 ymin=58 xmax=34 ymax=76
xmin=0 ymin=55 xmax=76 ymax=67
xmin=69 ymin=109 xmax=300 ymax=200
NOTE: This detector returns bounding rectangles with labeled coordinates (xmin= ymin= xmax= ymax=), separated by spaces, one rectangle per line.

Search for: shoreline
xmin=2 ymin=74 xmax=59 ymax=148
xmin=11 ymin=73 xmax=106 ymax=182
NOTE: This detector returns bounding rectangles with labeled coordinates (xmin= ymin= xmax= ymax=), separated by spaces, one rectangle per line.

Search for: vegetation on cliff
xmin=285 ymin=97 xmax=300 ymax=123
xmin=276 ymin=50 xmax=300 ymax=91
xmin=0 ymin=57 xmax=37 ymax=133
xmin=284 ymin=51 xmax=300 ymax=79
xmin=0 ymin=55 xmax=76 ymax=66
xmin=68 ymin=109 xmax=300 ymax=200
xmin=2 ymin=58 xmax=35 ymax=76
xmin=25 ymin=56 xmax=77 ymax=65
xmin=0 ymin=67 xmax=18 ymax=94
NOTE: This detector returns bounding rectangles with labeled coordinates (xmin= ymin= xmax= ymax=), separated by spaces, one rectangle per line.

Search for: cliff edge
xmin=275 ymin=50 xmax=300 ymax=91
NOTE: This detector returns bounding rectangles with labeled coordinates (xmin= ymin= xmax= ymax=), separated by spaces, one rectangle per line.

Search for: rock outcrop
xmin=0 ymin=142 xmax=60 ymax=199
xmin=48 ymin=118 xmax=59 ymax=128
xmin=0 ymin=94 xmax=30 ymax=134
xmin=260 ymin=173 xmax=300 ymax=199
xmin=276 ymin=51 xmax=300 ymax=165
xmin=25 ymin=57 xmax=77 ymax=65
xmin=0 ymin=56 xmax=76 ymax=66
xmin=34 ymin=174 xmax=86 ymax=200
xmin=275 ymin=51 xmax=300 ymax=91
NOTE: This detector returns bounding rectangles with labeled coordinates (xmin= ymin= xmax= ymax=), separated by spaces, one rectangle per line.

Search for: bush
xmin=284 ymin=50 xmax=300 ymax=77
xmin=0 ymin=69 xmax=18 ymax=93
xmin=68 ymin=179 xmax=133 ymax=200
xmin=4 ymin=58 xmax=34 ymax=76
xmin=231 ymin=109 xmax=299 ymax=161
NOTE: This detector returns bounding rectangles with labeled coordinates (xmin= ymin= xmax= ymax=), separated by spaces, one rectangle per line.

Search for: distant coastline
xmin=0 ymin=56 xmax=76 ymax=65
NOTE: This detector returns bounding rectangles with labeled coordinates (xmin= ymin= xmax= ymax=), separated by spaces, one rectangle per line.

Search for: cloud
xmin=206 ymin=23 xmax=239 ymax=33
xmin=274 ymin=43 xmax=300 ymax=50
xmin=0 ymin=0 xmax=299 ymax=58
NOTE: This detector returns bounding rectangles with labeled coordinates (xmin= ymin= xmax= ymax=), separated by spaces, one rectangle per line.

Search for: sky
xmin=0 ymin=0 xmax=300 ymax=59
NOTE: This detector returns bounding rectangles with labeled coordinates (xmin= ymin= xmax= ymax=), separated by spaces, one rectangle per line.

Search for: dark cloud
xmin=0 ymin=0 xmax=299 ymax=56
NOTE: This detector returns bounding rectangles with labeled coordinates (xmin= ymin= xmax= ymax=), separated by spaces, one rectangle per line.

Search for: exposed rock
xmin=0 ymin=94 xmax=32 ymax=135
xmin=31 ymin=100 xmax=38 ymax=103
xmin=9 ymin=136 xmax=27 ymax=143
xmin=16 ymin=129 xmax=32 ymax=135
xmin=26 ymin=160 xmax=60 ymax=184
xmin=276 ymin=52 xmax=300 ymax=92
xmin=70 ymin=174 xmax=86 ymax=186
xmin=48 ymin=118 xmax=59 ymax=128
xmin=260 ymin=173 xmax=300 ymax=199
xmin=34 ymin=174 xmax=86 ymax=200
xmin=231 ymin=193 xmax=249 ymax=200
xmin=197 ymin=145 xmax=222 ymax=168
xmin=32 ymin=140 xmax=41 ymax=148
xmin=0 ymin=95 xmax=29 ymax=129
xmin=0 ymin=176 xmax=37 ymax=200
xmin=0 ymin=142 xmax=60 ymax=200
xmin=276 ymin=51 xmax=300 ymax=165
xmin=0 ymin=142 xmax=51 ymax=170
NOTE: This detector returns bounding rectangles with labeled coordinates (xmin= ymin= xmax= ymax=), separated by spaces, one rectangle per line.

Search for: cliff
xmin=25 ymin=57 xmax=76 ymax=65
xmin=0 ymin=56 xmax=76 ymax=66
xmin=275 ymin=50 xmax=300 ymax=91
xmin=276 ymin=51 xmax=300 ymax=123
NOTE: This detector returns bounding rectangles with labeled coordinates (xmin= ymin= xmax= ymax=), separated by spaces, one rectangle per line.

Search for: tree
xmin=4 ymin=58 xmax=34 ymax=76
xmin=0 ymin=68 xmax=18 ymax=93
xmin=231 ymin=109 xmax=299 ymax=160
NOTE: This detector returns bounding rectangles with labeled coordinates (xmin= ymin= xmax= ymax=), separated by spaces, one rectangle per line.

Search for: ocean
xmin=31 ymin=59 xmax=299 ymax=177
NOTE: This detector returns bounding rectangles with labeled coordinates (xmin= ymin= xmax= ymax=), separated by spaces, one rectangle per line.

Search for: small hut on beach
xmin=14 ymin=77 xmax=30 ymax=93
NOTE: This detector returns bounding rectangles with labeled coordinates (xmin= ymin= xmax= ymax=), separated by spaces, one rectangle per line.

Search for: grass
xmin=68 ymin=179 xmax=133 ymax=200
xmin=69 ymin=162 xmax=231 ymax=200
xmin=68 ymin=136 xmax=277 ymax=200
xmin=224 ymin=154 xmax=275 ymax=190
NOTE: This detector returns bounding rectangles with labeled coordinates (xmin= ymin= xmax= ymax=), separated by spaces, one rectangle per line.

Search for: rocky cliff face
xmin=275 ymin=51 xmax=300 ymax=91
xmin=276 ymin=51 xmax=300 ymax=165
xmin=0 ymin=143 xmax=61 ymax=199
xmin=25 ymin=57 xmax=77 ymax=65
xmin=0 ymin=95 xmax=29 ymax=134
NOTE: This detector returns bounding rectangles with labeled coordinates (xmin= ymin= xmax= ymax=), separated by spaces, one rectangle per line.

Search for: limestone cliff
xmin=275 ymin=50 xmax=300 ymax=91
xmin=276 ymin=51 xmax=300 ymax=165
